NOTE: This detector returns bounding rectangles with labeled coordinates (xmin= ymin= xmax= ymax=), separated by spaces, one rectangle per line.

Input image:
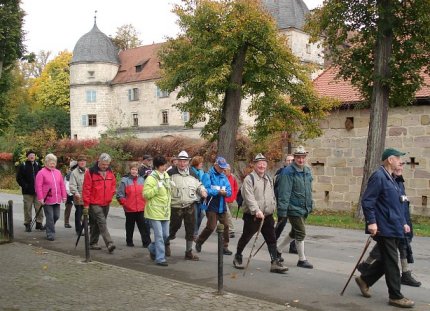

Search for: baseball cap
xmin=381 ymin=148 xmax=406 ymax=161
xmin=215 ymin=156 xmax=228 ymax=169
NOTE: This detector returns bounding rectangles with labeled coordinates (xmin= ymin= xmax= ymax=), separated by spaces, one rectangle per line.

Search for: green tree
xmin=307 ymin=0 xmax=430 ymax=217
xmin=158 ymin=0 xmax=334 ymax=164
xmin=0 ymin=0 xmax=25 ymax=79
xmin=111 ymin=24 xmax=142 ymax=50
xmin=29 ymin=51 xmax=71 ymax=111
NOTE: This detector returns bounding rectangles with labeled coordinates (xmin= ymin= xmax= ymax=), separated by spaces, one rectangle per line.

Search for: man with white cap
xmin=166 ymin=151 xmax=207 ymax=260
xmin=276 ymin=145 xmax=314 ymax=269
xmin=233 ymin=153 xmax=288 ymax=274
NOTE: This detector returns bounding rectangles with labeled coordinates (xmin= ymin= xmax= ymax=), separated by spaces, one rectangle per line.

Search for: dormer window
xmin=135 ymin=58 xmax=150 ymax=73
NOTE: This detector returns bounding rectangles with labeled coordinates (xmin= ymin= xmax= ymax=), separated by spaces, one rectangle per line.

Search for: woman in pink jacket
xmin=35 ymin=153 xmax=67 ymax=241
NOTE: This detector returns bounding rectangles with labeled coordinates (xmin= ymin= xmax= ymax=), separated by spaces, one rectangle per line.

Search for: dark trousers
xmin=75 ymin=205 xmax=84 ymax=234
xmin=237 ymin=213 xmax=276 ymax=258
xmin=169 ymin=205 xmax=195 ymax=242
xmin=275 ymin=216 xmax=288 ymax=239
xmin=125 ymin=211 xmax=151 ymax=247
xmin=361 ymin=236 xmax=403 ymax=300
xmin=197 ymin=211 xmax=229 ymax=248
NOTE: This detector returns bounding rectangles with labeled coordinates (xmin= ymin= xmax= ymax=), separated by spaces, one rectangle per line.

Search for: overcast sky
xmin=21 ymin=0 xmax=324 ymax=57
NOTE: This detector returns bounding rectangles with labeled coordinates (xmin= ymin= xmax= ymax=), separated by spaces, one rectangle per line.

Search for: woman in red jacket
xmin=225 ymin=164 xmax=239 ymax=238
xmin=117 ymin=162 xmax=151 ymax=247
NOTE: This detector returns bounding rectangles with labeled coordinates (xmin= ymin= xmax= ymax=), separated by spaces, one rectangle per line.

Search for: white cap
xmin=177 ymin=150 xmax=190 ymax=160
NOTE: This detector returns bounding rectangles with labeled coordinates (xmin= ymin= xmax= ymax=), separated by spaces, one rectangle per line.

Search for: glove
xmin=83 ymin=208 xmax=89 ymax=216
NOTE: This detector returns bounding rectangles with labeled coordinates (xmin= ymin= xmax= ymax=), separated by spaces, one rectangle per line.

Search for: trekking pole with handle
xmin=340 ymin=235 xmax=372 ymax=296
xmin=30 ymin=189 xmax=51 ymax=230
xmin=243 ymin=218 xmax=264 ymax=277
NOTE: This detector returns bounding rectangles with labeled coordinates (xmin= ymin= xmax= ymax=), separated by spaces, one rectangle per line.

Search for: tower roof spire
xmin=94 ymin=10 xmax=97 ymax=25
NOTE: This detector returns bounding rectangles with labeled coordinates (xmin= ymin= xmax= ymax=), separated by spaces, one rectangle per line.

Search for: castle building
xmin=69 ymin=0 xmax=322 ymax=139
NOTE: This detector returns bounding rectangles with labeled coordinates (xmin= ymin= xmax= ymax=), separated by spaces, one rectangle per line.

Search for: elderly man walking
xmin=355 ymin=148 xmax=414 ymax=308
xmin=233 ymin=154 xmax=288 ymax=274
xmin=166 ymin=151 xmax=207 ymax=260
xmin=195 ymin=156 xmax=232 ymax=255
xmin=276 ymin=146 xmax=314 ymax=269
xmin=16 ymin=150 xmax=45 ymax=232
xmin=82 ymin=153 xmax=117 ymax=253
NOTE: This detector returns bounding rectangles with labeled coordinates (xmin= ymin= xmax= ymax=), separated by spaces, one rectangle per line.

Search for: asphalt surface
xmin=1 ymin=192 xmax=429 ymax=311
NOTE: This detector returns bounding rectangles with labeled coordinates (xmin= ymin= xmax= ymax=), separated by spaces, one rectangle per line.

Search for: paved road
xmin=2 ymin=192 xmax=429 ymax=310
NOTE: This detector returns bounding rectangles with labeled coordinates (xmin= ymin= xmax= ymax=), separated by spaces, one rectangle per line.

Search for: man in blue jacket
xmin=195 ymin=156 xmax=232 ymax=255
xmin=355 ymin=148 xmax=414 ymax=309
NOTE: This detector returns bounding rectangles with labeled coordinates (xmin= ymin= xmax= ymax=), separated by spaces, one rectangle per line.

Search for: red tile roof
xmin=111 ymin=43 xmax=163 ymax=84
xmin=313 ymin=67 xmax=430 ymax=102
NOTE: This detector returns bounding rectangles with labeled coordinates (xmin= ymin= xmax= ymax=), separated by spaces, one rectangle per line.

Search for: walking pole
xmin=30 ymin=189 xmax=51 ymax=230
xmin=243 ymin=218 xmax=264 ymax=277
xmin=252 ymin=241 xmax=266 ymax=257
xmin=253 ymin=217 xmax=284 ymax=257
xmin=340 ymin=235 xmax=372 ymax=296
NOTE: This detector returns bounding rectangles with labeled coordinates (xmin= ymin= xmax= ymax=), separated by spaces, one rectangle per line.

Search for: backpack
xmin=235 ymin=174 xmax=254 ymax=208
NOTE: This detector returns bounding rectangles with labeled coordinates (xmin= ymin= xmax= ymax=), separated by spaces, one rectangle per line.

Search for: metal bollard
xmin=216 ymin=223 xmax=224 ymax=295
xmin=83 ymin=214 xmax=91 ymax=262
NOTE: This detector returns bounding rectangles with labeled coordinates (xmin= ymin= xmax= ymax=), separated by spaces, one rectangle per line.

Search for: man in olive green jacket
xmin=275 ymin=146 xmax=314 ymax=269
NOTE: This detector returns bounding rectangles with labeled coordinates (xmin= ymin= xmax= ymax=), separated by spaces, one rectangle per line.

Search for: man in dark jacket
xmin=355 ymin=148 xmax=414 ymax=309
xmin=16 ymin=150 xmax=44 ymax=232
xmin=276 ymin=146 xmax=314 ymax=269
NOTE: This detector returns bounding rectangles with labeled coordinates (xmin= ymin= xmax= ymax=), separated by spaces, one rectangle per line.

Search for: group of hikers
xmin=15 ymin=146 xmax=421 ymax=308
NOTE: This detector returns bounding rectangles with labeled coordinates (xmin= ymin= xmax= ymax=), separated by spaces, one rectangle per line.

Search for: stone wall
xmin=303 ymin=105 xmax=430 ymax=216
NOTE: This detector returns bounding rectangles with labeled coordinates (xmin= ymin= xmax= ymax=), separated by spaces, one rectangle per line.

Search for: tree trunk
xmin=217 ymin=44 xmax=248 ymax=165
xmin=356 ymin=0 xmax=394 ymax=219
xmin=0 ymin=60 xmax=3 ymax=80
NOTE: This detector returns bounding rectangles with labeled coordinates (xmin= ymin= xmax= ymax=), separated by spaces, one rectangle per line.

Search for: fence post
xmin=216 ymin=223 xmax=224 ymax=295
xmin=7 ymin=200 xmax=13 ymax=240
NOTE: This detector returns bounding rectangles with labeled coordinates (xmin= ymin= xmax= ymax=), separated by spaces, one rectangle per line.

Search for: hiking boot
xmin=149 ymin=252 xmax=156 ymax=261
xmin=126 ymin=242 xmax=135 ymax=247
xmin=357 ymin=262 xmax=370 ymax=274
xmin=36 ymin=222 xmax=45 ymax=231
xmin=185 ymin=250 xmax=199 ymax=261
xmin=64 ymin=224 xmax=72 ymax=228
xmin=107 ymin=243 xmax=116 ymax=253
xmin=165 ymin=244 xmax=171 ymax=257
xmin=401 ymin=271 xmax=421 ymax=287
xmin=229 ymin=232 xmax=235 ymax=238
xmin=289 ymin=241 xmax=298 ymax=254
xmin=46 ymin=237 xmax=55 ymax=241
xmin=25 ymin=224 xmax=31 ymax=232
xmin=270 ymin=259 xmax=288 ymax=274
xmin=297 ymin=260 xmax=313 ymax=269
xmin=90 ymin=244 xmax=102 ymax=250
xmin=156 ymin=261 xmax=168 ymax=267
xmin=223 ymin=248 xmax=233 ymax=255
xmin=355 ymin=276 xmax=371 ymax=298
xmin=276 ymin=250 xmax=284 ymax=263
xmin=388 ymin=297 xmax=415 ymax=308
xmin=195 ymin=242 xmax=202 ymax=253
xmin=233 ymin=253 xmax=244 ymax=269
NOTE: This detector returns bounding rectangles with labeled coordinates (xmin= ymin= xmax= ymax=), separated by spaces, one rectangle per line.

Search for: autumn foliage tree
xmin=307 ymin=0 xmax=430 ymax=217
xmin=158 ymin=0 xmax=335 ymax=165
xmin=29 ymin=50 xmax=72 ymax=111
xmin=111 ymin=24 xmax=142 ymax=50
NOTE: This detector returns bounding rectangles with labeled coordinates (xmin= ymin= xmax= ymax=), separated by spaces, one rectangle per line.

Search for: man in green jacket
xmin=275 ymin=146 xmax=314 ymax=269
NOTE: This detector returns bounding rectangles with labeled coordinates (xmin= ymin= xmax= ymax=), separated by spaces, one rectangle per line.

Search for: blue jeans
xmin=148 ymin=219 xmax=169 ymax=263
xmin=43 ymin=204 xmax=60 ymax=239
